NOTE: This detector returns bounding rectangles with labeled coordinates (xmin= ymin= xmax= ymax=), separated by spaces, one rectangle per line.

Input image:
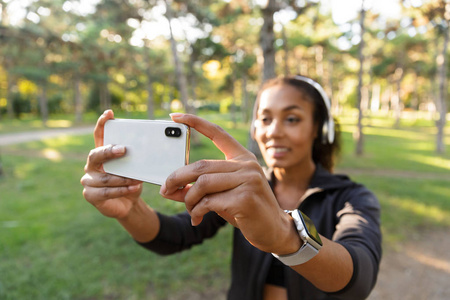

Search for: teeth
xmin=268 ymin=147 xmax=288 ymax=153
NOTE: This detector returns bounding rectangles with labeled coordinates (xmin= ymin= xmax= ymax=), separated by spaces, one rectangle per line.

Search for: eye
xmin=285 ymin=115 xmax=300 ymax=124
xmin=257 ymin=116 xmax=272 ymax=126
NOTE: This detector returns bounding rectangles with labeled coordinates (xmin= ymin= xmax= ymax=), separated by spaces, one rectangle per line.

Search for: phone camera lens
xmin=165 ymin=127 xmax=181 ymax=137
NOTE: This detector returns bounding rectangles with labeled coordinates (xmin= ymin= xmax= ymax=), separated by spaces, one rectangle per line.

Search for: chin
xmin=265 ymin=158 xmax=289 ymax=169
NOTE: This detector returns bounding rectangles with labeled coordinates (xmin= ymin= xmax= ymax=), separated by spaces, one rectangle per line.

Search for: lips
xmin=266 ymin=146 xmax=289 ymax=157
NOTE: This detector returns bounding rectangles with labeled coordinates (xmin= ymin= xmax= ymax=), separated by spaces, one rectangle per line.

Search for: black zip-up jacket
xmin=138 ymin=165 xmax=382 ymax=299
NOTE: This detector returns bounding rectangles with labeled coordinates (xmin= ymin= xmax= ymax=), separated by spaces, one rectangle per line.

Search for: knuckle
xmin=165 ymin=171 xmax=178 ymax=186
xmin=100 ymin=173 xmax=111 ymax=185
xmin=101 ymin=145 xmax=112 ymax=157
xmin=87 ymin=149 xmax=96 ymax=161
xmin=101 ymin=187 xmax=111 ymax=199
xmin=243 ymin=159 xmax=260 ymax=170
xmin=195 ymin=174 xmax=210 ymax=188
xmin=80 ymin=175 xmax=87 ymax=186
xmin=82 ymin=188 xmax=93 ymax=202
xmin=193 ymin=160 xmax=209 ymax=174
xmin=247 ymin=152 xmax=258 ymax=161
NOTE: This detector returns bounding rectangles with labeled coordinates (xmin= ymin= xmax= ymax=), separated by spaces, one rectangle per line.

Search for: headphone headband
xmin=292 ymin=76 xmax=335 ymax=144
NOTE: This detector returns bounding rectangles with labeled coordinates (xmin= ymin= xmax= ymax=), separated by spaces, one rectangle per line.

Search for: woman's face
xmin=254 ymin=84 xmax=318 ymax=170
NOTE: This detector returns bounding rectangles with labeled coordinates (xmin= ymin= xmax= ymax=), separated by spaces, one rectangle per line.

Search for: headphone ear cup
xmin=321 ymin=121 xmax=329 ymax=144
xmin=327 ymin=118 xmax=335 ymax=144
xmin=321 ymin=118 xmax=335 ymax=144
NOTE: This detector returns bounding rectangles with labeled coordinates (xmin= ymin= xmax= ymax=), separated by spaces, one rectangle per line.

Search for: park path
xmin=0 ymin=126 xmax=94 ymax=146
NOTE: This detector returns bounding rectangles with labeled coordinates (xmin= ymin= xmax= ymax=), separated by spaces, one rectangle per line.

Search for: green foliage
xmin=11 ymin=93 xmax=33 ymax=118
xmin=197 ymin=102 xmax=221 ymax=112
xmin=86 ymin=84 xmax=123 ymax=113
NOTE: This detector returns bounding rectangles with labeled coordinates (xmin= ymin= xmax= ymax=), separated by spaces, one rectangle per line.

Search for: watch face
xmin=300 ymin=211 xmax=323 ymax=246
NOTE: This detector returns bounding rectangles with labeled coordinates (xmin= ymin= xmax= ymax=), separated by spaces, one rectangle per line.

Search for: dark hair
xmin=253 ymin=76 xmax=341 ymax=172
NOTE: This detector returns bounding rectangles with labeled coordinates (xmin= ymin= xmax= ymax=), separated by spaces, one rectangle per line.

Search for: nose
xmin=266 ymin=119 xmax=283 ymax=138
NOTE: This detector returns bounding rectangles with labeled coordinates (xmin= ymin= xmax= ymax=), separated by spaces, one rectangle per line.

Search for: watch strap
xmin=272 ymin=241 xmax=319 ymax=266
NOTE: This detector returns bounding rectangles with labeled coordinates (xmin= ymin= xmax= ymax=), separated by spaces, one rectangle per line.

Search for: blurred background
xmin=0 ymin=0 xmax=449 ymax=299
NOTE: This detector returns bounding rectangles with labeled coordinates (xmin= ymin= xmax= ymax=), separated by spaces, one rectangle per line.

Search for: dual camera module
xmin=165 ymin=127 xmax=182 ymax=138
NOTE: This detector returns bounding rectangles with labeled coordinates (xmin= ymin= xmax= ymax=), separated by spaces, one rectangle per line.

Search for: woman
xmin=81 ymin=75 xmax=382 ymax=299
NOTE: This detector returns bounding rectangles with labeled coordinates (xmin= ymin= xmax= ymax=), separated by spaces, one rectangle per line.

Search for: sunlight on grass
xmin=389 ymin=196 xmax=450 ymax=227
xmin=363 ymin=126 xmax=431 ymax=140
xmin=41 ymin=148 xmax=62 ymax=162
xmin=46 ymin=120 xmax=73 ymax=128
xmin=407 ymin=153 xmax=450 ymax=171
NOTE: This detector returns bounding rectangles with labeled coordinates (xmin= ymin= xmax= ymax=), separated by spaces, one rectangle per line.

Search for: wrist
xmin=272 ymin=210 xmax=303 ymax=256
xmin=272 ymin=210 xmax=322 ymax=266
xmin=117 ymin=198 xmax=160 ymax=243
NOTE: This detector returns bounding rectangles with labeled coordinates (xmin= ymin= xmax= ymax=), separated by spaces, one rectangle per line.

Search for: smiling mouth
xmin=266 ymin=147 xmax=289 ymax=155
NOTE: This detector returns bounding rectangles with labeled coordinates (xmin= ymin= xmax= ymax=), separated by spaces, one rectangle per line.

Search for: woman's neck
xmin=273 ymin=160 xmax=316 ymax=188
xmin=273 ymin=161 xmax=316 ymax=209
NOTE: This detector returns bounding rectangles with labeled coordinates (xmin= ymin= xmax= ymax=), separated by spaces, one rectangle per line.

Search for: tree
xmin=355 ymin=1 xmax=366 ymax=156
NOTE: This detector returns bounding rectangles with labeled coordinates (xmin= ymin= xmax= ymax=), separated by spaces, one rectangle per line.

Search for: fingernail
xmin=191 ymin=218 xmax=196 ymax=226
xmin=169 ymin=113 xmax=184 ymax=119
xmin=159 ymin=184 xmax=167 ymax=195
xmin=129 ymin=184 xmax=141 ymax=191
xmin=111 ymin=145 xmax=125 ymax=154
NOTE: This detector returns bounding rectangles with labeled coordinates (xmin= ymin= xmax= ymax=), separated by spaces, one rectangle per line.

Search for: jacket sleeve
xmin=136 ymin=211 xmax=227 ymax=255
xmin=328 ymin=185 xmax=382 ymax=300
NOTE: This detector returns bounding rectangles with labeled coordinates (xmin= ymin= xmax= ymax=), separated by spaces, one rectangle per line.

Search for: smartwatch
xmin=272 ymin=209 xmax=322 ymax=266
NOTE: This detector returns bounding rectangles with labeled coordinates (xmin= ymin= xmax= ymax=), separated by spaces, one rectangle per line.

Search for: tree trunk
xmin=242 ymin=73 xmax=249 ymax=124
xmin=436 ymin=21 xmax=449 ymax=154
xmin=315 ymin=45 xmax=324 ymax=80
xmin=74 ymin=74 xmax=83 ymax=123
xmin=99 ymin=81 xmax=107 ymax=112
xmin=260 ymin=0 xmax=277 ymax=82
xmin=165 ymin=0 xmax=190 ymax=113
xmin=281 ymin=24 xmax=289 ymax=76
xmin=393 ymin=67 xmax=404 ymax=128
xmin=39 ymin=81 xmax=49 ymax=126
xmin=6 ymin=71 xmax=14 ymax=119
xmin=144 ymin=52 xmax=154 ymax=119
xmin=355 ymin=4 xmax=366 ymax=156
xmin=230 ymin=74 xmax=237 ymax=129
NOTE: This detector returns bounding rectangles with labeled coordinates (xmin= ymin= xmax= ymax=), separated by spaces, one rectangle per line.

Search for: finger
xmin=81 ymin=172 xmax=142 ymax=188
xmin=170 ymin=113 xmax=254 ymax=161
xmin=162 ymin=159 xmax=241 ymax=195
xmin=189 ymin=189 xmax=239 ymax=226
xmin=94 ymin=109 xmax=115 ymax=148
xmin=85 ymin=144 xmax=126 ymax=172
xmin=83 ymin=184 xmax=141 ymax=203
xmin=184 ymin=172 xmax=242 ymax=214
xmin=159 ymin=184 xmax=193 ymax=202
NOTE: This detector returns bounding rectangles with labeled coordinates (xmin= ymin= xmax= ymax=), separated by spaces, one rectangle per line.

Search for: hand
xmin=81 ymin=110 xmax=143 ymax=219
xmin=160 ymin=113 xmax=297 ymax=254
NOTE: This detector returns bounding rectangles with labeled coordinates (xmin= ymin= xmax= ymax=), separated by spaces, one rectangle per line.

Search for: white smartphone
xmin=103 ymin=119 xmax=190 ymax=185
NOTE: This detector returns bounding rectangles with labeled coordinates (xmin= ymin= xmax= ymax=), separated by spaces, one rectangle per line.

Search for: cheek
xmin=289 ymin=124 xmax=317 ymax=146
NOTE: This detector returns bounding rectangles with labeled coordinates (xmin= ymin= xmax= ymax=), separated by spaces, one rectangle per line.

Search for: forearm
xmin=116 ymin=197 xmax=160 ymax=243
xmin=291 ymin=236 xmax=353 ymax=293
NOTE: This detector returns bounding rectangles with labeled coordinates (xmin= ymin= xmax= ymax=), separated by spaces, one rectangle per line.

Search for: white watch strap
xmin=272 ymin=242 xmax=319 ymax=266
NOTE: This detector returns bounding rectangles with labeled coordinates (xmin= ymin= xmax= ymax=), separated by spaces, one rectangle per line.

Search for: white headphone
xmin=252 ymin=76 xmax=335 ymax=144
xmin=293 ymin=76 xmax=335 ymax=144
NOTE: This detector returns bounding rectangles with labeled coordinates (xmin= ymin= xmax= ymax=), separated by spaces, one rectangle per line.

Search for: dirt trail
xmin=369 ymin=228 xmax=450 ymax=300
xmin=0 ymin=126 xmax=94 ymax=146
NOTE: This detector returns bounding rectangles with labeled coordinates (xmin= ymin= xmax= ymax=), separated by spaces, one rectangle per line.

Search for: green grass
xmin=0 ymin=111 xmax=449 ymax=299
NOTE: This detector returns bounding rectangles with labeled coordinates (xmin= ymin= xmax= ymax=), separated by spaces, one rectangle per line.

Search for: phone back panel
xmin=103 ymin=119 xmax=190 ymax=185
